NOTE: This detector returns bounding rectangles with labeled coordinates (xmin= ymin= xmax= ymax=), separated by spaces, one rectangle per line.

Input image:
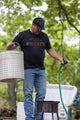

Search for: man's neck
xmin=30 ymin=27 xmax=33 ymax=33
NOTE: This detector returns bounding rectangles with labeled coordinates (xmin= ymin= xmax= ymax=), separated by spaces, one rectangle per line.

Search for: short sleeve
xmin=12 ymin=32 xmax=23 ymax=46
xmin=45 ymin=35 xmax=51 ymax=50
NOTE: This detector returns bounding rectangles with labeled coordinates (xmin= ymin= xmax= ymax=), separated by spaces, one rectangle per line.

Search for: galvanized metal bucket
xmin=0 ymin=43 xmax=24 ymax=82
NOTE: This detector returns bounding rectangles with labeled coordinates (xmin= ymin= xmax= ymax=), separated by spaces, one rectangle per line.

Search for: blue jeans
xmin=23 ymin=68 xmax=46 ymax=120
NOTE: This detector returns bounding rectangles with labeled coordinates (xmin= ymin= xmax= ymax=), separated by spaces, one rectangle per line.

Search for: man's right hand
xmin=6 ymin=42 xmax=17 ymax=50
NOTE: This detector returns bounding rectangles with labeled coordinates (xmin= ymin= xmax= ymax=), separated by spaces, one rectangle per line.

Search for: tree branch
xmin=58 ymin=0 xmax=80 ymax=33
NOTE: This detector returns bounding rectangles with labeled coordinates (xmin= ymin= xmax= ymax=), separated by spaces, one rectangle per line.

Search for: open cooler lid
xmin=45 ymin=84 xmax=77 ymax=106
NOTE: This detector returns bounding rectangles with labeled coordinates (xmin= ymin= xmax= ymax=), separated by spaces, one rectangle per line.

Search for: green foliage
xmin=0 ymin=83 xmax=9 ymax=108
xmin=0 ymin=35 xmax=13 ymax=51
xmin=16 ymin=81 xmax=24 ymax=104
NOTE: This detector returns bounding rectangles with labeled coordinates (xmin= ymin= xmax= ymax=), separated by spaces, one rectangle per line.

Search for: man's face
xmin=32 ymin=23 xmax=42 ymax=35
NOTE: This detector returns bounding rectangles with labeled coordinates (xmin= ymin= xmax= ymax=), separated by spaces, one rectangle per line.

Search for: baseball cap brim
xmin=37 ymin=26 xmax=45 ymax=30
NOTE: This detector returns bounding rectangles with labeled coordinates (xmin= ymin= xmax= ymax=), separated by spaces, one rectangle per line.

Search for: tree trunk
xmin=7 ymin=82 xmax=17 ymax=109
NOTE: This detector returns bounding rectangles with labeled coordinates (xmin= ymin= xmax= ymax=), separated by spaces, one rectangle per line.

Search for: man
xmin=6 ymin=17 xmax=65 ymax=120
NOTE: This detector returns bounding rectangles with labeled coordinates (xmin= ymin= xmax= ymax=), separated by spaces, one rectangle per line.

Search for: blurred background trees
xmin=0 ymin=0 xmax=80 ymax=109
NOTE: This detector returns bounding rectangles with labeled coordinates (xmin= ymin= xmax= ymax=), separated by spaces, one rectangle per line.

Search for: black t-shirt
xmin=13 ymin=29 xmax=51 ymax=69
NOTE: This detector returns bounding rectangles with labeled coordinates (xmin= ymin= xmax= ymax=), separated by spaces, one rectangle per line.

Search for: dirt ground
xmin=0 ymin=108 xmax=16 ymax=117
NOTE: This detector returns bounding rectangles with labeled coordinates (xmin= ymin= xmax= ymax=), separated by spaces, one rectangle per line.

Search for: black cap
xmin=33 ymin=17 xmax=45 ymax=30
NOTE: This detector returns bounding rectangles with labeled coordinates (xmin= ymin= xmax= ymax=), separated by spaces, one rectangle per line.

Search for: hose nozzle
xmin=61 ymin=58 xmax=68 ymax=66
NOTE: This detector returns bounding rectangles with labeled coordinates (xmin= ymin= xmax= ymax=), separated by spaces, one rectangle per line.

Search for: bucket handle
xmin=13 ymin=42 xmax=21 ymax=51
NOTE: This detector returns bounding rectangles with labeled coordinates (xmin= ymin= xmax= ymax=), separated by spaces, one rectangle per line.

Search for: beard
xmin=32 ymin=28 xmax=41 ymax=35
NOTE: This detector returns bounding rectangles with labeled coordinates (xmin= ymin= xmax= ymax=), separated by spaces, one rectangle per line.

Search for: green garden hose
xmin=59 ymin=64 xmax=73 ymax=120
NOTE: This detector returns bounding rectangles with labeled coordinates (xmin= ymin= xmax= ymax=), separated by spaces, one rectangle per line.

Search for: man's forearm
xmin=47 ymin=48 xmax=63 ymax=63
